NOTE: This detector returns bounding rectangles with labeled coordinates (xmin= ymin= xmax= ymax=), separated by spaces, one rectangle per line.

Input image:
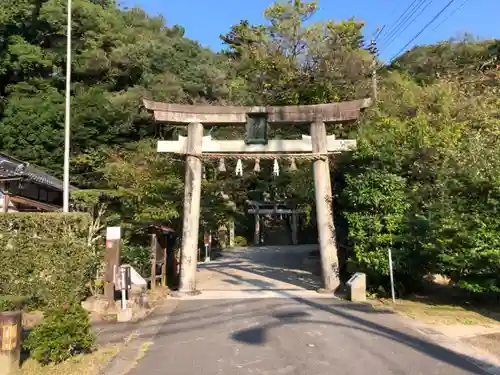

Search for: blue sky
xmin=121 ymin=0 xmax=500 ymax=62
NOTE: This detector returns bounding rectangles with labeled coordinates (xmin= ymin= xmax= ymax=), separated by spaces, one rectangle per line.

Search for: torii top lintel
xmin=142 ymin=98 xmax=372 ymax=125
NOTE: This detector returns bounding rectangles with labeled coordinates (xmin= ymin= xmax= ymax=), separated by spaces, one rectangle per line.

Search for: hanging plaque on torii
xmin=245 ymin=112 xmax=268 ymax=145
xmin=143 ymin=98 xmax=371 ymax=295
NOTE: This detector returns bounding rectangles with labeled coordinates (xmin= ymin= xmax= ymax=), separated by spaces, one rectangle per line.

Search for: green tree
xmin=0 ymin=0 xmax=229 ymax=174
xmin=341 ymin=69 xmax=500 ymax=293
xmin=221 ymin=0 xmax=371 ymax=105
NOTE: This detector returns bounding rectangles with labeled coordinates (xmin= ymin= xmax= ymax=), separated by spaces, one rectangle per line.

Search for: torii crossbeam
xmin=144 ymin=98 xmax=371 ymax=295
xmin=157 ymin=135 xmax=356 ymax=154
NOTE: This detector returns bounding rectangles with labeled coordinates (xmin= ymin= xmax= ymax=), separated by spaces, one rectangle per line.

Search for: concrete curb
xmin=98 ymin=298 xmax=179 ymax=375
xmin=176 ymin=289 xmax=340 ymax=300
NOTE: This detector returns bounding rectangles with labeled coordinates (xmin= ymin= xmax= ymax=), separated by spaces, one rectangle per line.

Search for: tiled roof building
xmin=0 ymin=153 xmax=76 ymax=212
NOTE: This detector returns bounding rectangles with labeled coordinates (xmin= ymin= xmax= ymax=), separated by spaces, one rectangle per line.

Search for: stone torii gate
xmin=143 ymin=99 xmax=371 ymax=295
xmin=247 ymin=201 xmax=307 ymax=246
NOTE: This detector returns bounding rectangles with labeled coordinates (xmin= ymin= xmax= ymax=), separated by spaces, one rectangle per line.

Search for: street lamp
xmin=63 ymin=0 xmax=72 ymax=212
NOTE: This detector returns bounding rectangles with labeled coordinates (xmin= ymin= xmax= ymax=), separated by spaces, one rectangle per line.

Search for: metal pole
xmin=388 ymin=248 xmax=396 ymax=303
xmin=370 ymin=39 xmax=378 ymax=103
xmin=120 ymin=267 xmax=126 ymax=310
xmin=208 ymin=232 xmax=212 ymax=261
xmin=62 ymin=0 xmax=72 ymax=212
xmin=371 ymin=58 xmax=378 ymax=102
xmin=204 ymin=244 xmax=209 ymax=262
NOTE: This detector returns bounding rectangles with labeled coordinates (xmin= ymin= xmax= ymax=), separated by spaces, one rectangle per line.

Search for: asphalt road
xmin=128 ymin=296 xmax=490 ymax=375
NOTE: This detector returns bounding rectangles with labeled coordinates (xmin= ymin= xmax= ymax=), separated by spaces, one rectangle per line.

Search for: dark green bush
xmin=24 ymin=304 xmax=95 ymax=364
xmin=340 ymin=73 xmax=500 ymax=294
xmin=121 ymin=243 xmax=151 ymax=278
xmin=0 ymin=213 xmax=92 ymax=309
xmin=234 ymin=236 xmax=248 ymax=247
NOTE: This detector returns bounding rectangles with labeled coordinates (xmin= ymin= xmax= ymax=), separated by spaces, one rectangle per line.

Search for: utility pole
xmin=63 ymin=0 xmax=72 ymax=212
xmin=369 ymin=39 xmax=378 ymax=102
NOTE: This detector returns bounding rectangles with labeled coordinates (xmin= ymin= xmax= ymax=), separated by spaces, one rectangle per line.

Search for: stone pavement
xmin=126 ymin=297 xmax=495 ymax=375
xmin=192 ymin=245 xmax=327 ymax=300
xmin=99 ymin=245 xmax=499 ymax=375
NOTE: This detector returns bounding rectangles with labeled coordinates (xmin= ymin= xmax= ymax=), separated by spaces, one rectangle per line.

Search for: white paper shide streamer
xmin=253 ymin=158 xmax=260 ymax=172
xmin=273 ymin=159 xmax=280 ymax=176
xmin=236 ymin=159 xmax=243 ymax=176
xmin=218 ymin=158 xmax=226 ymax=172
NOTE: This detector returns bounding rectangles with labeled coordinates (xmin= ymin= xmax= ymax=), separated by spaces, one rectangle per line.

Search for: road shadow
xmin=229 ymin=297 xmax=494 ymax=374
xmin=99 ymin=246 xmax=499 ymax=374
xmin=99 ymin=290 xmax=498 ymax=375
xmin=200 ymin=245 xmax=322 ymax=291
xmin=196 ymin=256 xmax=497 ymax=374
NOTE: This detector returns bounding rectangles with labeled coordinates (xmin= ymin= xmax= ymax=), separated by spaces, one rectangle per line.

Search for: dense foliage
xmin=1 ymin=0 xmax=499 ymax=294
xmin=391 ymin=35 xmax=500 ymax=85
xmin=341 ymin=44 xmax=500 ymax=293
xmin=24 ymin=304 xmax=95 ymax=364
xmin=0 ymin=0 xmax=229 ymax=174
xmin=0 ymin=213 xmax=93 ymax=308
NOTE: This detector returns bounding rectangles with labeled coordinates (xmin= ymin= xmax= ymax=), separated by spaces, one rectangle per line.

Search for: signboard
xmin=106 ymin=227 xmax=121 ymax=240
xmin=245 ymin=112 xmax=268 ymax=145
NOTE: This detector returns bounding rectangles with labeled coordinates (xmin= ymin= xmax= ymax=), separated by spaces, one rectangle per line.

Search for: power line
xmin=378 ymin=0 xmax=424 ymax=46
xmin=363 ymin=25 xmax=384 ymax=49
xmin=379 ymin=0 xmax=428 ymax=48
xmin=390 ymin=0 xmax=458 ymax=62
xmin=369 ymin=39 xmax=378 ymax=101
xmin=432 ymin=0 xmax=470 ymax=32
xmin=363 ymin=25 xmax=386 ymax=50
xmin=379 ymin=0 xmax=434 ymax=54
xmin=374 ymin=24 xmax=386 ymax=42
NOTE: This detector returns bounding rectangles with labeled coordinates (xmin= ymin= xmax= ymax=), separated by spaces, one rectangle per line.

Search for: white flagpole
xmin=63 ymin=0 xmax=72 ymax=212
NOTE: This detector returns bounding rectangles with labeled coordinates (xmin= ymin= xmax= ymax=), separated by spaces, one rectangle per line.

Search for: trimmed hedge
xmin=0 ymin=295 xmax=28 ymax=312
xmin=0 ymin=213 xmax=92 ymax=309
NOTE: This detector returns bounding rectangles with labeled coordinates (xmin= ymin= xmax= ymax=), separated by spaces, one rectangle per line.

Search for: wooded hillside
xmin=1 ymin=0 xmax=499 ymax=294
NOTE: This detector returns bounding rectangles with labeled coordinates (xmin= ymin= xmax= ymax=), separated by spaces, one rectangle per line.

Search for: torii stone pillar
xmin=291 ymin=210 xmax=298 ymax=245
xmin=143 ymin=98 xmax=371 ymax=294
xmin=179 ymin=122 xmax=203 ymax=294
xmin=254 ymin=210 xmax=260 ymax=246
xmin=311 ymin=121 xmax=338 ymax=291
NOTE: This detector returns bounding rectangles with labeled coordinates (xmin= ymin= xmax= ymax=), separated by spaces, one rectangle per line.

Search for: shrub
xmin=340 ymin=72 xmax=500 ymax=294
xmin=24 ymin=304 xmax=95 ymax=364
xmin=0 ymin=213 xmax=92 ymax=309
xmin=234 ymin=236 xmax=248 ymax=247
xmin=121 ymin=243 xmax=151 ymax=278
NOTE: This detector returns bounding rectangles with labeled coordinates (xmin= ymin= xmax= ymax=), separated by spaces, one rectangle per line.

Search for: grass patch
xmin=370 ymin=294 xmax=500 ymax=326
xmin=14 ymin=344 xmax=121 ymax=375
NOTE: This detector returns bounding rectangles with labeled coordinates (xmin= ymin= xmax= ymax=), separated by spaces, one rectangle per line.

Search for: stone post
xmin=1 ymin=183 xmax=9 ymax=213
xmin=291 ymin=210 xmax=298 ymax=245
xmin=179 ymin=122 xmax=203 ymax=295
xmin=104 ymin=227 xmax=121 ymax=306
xmin=254 ymin=211 xmax=260 ymax=246
xmin=161 ymin=244 xmax=167 ymax=287
xmin=150 ymin=233 xmax=157 ymax=291
xmin=310 ymin=121 xmax=340 ymax=292
xmin=228 ymin=219 xmax=235 ymax=248
xmin=0 ymin=311 xmax=22 ymax=375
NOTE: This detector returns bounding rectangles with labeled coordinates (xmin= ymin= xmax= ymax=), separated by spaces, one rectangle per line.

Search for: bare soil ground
xmin=465 ymin=333 xmax=500 ymax=358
